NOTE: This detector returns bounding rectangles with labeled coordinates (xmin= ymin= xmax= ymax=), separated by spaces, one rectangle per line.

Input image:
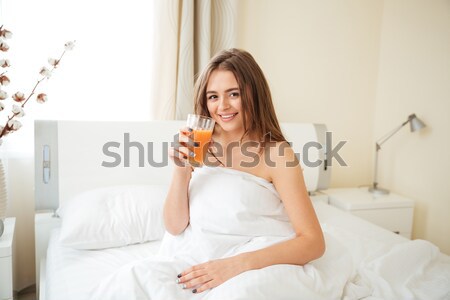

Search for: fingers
xmin=193 ymin=281 xmax=215 ymax=294
xmin=179 ymin=127 xmax=200 ymax=148
xmin=176 ymin=268 xmax=214 ymax=294
xmin=176 ymin=258 xmax=238 ymax=294
xmin=168 ymin=148 xmax=192 ymax=168
xmin=169 ymin=127 xmax=199 ymax=166
xmin=171 ymin=146 xmax=194 ymax=160
xmin=177 ymin=273 xmax=211 ymax=289
xmin=180 ymin=126 xmax=193 ymax=136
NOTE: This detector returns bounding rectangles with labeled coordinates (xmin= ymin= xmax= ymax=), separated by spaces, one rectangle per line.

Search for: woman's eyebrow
xmin=206 ymin=87 xmax=239 ymax=94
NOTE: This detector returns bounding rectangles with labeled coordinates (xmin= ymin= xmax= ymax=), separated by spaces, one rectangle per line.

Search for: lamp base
xmin=368 ymin=186 xmax=390 ymax=195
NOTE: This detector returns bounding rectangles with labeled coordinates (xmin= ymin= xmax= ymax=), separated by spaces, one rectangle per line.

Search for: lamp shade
xmin=409 ymin=114 xmax=426 ymax=132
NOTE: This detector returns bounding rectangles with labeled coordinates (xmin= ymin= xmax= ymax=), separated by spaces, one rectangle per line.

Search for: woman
xmin=165 ymin=48 xmax=325 ymax=295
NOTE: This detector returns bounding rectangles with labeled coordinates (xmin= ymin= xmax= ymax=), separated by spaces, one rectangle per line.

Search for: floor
xmin=17 ymin=293 xmax=36 ymax=300
xmin=16 ymin=285 xmax=36 ymax=300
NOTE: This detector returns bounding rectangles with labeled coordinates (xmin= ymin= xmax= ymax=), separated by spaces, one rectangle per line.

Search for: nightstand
xmin=0 ymin=218 xmax=16 ymax=300
xmin=309 ymin=191 xmax=329 ymax=204
xmin=322 ymin=188 xmax=414 ymax=239
xmin=35 ymin=212 xmax=61 ymax=300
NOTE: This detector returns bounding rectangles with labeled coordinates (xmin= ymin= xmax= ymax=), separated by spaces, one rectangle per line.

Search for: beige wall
xmin=236 ymin=0 xmax=384 ymax=187
xmin=236 ymin=0 xmax=450 ymax=254
xmin=373 ymin=0 xmax=450 ymax=254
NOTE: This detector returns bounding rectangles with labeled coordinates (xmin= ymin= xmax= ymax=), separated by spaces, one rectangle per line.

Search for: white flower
xmin=12 ymin=91 xmax=25 ymax=102
xmin=0 ymin=90 xmax=7 ymax=100
xmin=39 ymin=66 xmax=52 ymax=78
xmin=0 ymin=59 xmax=10 ymax=68
xmin=64 ymin=40 xmax=75 ymax=51
xmin=12 ymin=104 xmax=25 ymax=117
xmin=48 ymin=58 xmax=59 ymax=67
xmin=0 ymin=29 xmax=12 ymax=39
xmin=36 ymin=93 xmax=48 ymax=103
xmin=0 ymin=101 xmax=4 ymax=111
xmin=0 ymin=75 xmax=10 ymax=85
xmin=0 ymin=40 xmax=9 ymax=52
xmin=7 ymin=119 xmax=22 ymax=131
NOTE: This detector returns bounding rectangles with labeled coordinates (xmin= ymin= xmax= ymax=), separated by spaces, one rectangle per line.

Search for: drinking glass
xmin=186 ymin=114 xmax=215 ymax=167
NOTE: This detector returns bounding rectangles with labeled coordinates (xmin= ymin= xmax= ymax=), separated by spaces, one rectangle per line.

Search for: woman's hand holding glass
xmin=168 ymin=127 xmax=198 ymax=168
xmin=169 ymin=114 xmax=215 ymax=168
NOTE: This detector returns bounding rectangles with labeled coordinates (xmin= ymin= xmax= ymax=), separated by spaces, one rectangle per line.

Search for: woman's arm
xmin=241 ymin=141 xmax=325 ymax=267
xmin=164 ymin=129 xmax=195 ymax=235
xmin=163 ymin=166 xmax=192 ymax=235
xmin=177 ymin=142 xmax=325 ymax=293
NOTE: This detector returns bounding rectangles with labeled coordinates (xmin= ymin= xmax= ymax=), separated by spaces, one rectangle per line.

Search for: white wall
xmin=374 ymin=0 xmax=450 ymax=254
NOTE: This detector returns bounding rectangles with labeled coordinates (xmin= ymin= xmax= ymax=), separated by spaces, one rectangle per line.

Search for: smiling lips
xmin=219 ymin=113 xmax=238 ymax=122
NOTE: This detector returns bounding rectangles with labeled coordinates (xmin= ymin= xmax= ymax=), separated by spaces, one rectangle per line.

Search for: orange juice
xmin=185 ymin=114 xmax=215 ymax=167
xmin=189 ymin=129 xmax=213 ymax=166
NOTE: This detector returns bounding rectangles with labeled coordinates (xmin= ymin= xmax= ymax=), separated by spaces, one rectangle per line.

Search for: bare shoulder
xmin=264 ymin=141 xmax=301 ymax=182
xmin=266 ymin=141 xmax=299 ymax=168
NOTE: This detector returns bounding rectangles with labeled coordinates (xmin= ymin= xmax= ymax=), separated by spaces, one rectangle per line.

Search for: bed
xmin=34 ymin=120 xmax=450 ymax=300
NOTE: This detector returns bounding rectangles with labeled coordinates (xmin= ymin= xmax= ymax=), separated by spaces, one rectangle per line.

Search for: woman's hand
xmin=176 ymin=255 xmax=247 ymax=294
xmin=168 ymin=127 xmax=198 ymax=168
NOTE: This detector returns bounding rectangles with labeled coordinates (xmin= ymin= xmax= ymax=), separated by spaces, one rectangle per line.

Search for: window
xmin=1 ymin=0 xmax=155 ymax=152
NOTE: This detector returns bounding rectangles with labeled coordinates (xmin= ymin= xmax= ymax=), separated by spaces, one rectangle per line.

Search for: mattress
xmin=45 ymin=202 xmax=449 ymax=300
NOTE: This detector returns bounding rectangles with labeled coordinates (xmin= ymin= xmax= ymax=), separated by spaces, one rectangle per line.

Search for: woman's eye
xmin=230 ymin=92 xmax=239 ymax=98
xmin=208 ymin=95 xmax=218 ymax=100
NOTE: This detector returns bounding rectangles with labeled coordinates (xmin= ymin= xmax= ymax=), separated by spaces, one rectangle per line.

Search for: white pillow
xmin=57 ymin=185 xmax=168 ymax=250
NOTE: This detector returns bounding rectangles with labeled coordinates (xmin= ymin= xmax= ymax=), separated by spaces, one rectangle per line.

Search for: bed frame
xmin=33 ymin=120 xmax=331 ymax=299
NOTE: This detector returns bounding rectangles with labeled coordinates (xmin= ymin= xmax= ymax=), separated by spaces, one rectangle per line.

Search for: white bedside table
xmin=0 ymin=217 xmax=16 ymax=300
xmin=322 ymin=188 xmax=414 ymax=239
xmin=35 ymin=212 xmax=61 ymax=300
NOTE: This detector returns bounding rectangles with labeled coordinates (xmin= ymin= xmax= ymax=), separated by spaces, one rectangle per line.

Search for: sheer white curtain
xmin=149 ymin=0 xmax=239 ymax=120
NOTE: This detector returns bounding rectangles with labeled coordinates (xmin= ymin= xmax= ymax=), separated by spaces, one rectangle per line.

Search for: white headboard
xmin=34 ymin=120 xmax=331 ymax=211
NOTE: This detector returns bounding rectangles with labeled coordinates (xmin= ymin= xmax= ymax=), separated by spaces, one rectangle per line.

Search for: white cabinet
xmin=35 ymin=212 xmax=61 ymax=300
xmin=322 ymin=188 xmax=414 ymax=239
xmin=309 ymin=191 xmax=329 ymax=204
xmin=0 ymin=218 xmax=15 ymax=300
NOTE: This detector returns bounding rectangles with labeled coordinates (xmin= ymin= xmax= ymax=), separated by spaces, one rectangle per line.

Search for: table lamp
xmin=369 ymin=113 xmax=426 ymax=195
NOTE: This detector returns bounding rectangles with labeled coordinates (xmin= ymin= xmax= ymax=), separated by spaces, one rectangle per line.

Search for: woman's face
xmin=206 ymin=69 xmax=244 ymax=136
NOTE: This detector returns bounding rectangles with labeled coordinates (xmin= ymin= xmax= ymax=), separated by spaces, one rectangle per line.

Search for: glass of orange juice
xmin=186 ymin=114 xmax=215 ymax=167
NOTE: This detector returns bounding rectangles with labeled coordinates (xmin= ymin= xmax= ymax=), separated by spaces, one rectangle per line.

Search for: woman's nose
xmin=218 ymin=97 xmax=231 ymax=110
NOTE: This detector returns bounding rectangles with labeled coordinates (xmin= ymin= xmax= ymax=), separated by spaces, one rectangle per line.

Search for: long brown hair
xmin=193 ymin=48 xmax=286 ymax=144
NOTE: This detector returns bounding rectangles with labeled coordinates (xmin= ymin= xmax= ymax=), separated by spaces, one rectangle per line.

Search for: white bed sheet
xmin=46 ymin=229 xmax=162 ymax=300
xmin=45 ymin=202 xmax=450 ymax=300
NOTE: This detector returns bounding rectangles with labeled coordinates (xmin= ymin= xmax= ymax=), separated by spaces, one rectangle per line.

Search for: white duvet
xmin=90 ymin=166 xmax=450 ymax=300
xmin=91 ymin=166 xmax=353 ymax=299
xmin=323 ymin=222 xmax=450 ymax=300
xmin=343 ymin=239 xmax=450 ymax=300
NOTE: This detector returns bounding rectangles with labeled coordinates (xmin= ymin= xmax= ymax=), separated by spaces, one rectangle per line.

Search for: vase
xmin=0 ymin=158 xmax=7 ymax=237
